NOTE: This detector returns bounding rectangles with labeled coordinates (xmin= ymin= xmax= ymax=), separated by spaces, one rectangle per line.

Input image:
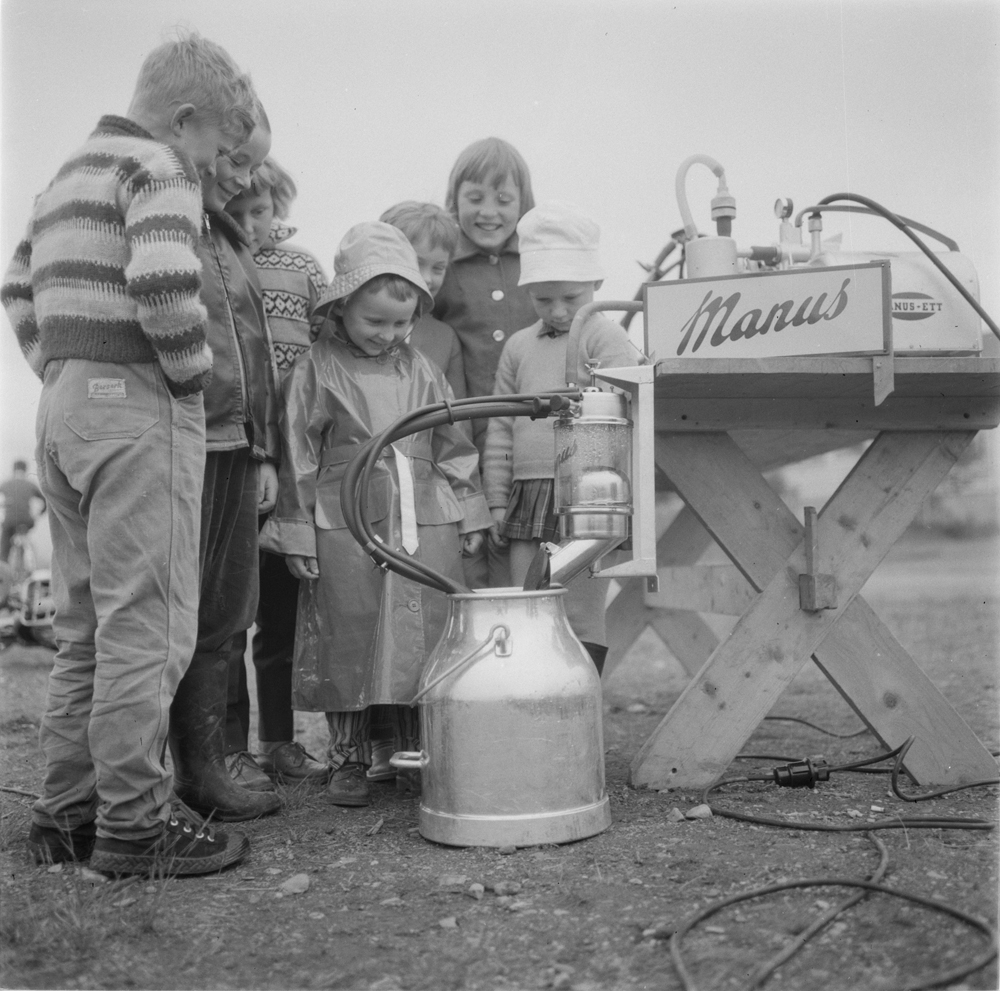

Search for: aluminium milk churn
xmin=392 ymin=586 xmax=611 ymax=848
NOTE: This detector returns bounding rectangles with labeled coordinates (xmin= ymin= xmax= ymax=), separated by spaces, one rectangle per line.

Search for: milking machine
xmin=340 ymin=153 xmax=996 ymax=850
xmin=340 ymin=376 xmax=656 ymax=849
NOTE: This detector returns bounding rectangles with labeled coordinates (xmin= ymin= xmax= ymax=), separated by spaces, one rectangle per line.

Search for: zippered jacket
xmin=198 ymin=210 xmax=279 ymax=460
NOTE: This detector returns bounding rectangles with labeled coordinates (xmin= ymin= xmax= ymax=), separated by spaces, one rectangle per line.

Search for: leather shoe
xmin=225 ymin=751 xmax=276 ymax=792
xmin=326 ymin=763 xmax=370 ymax=807
xmin=366 ymin=739 xmax=397 ymax=782
xmin=257 ymin=742 xmax=330 ymax=783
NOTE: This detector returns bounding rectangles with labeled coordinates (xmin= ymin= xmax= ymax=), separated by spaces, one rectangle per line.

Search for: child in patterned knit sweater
xmin=482 ymin=202 xmax=641 ymax=676
xmin=225 ymin=158 xmax=331 ymax=785
xmin=0 ymin=32 xmax=257 ymax=877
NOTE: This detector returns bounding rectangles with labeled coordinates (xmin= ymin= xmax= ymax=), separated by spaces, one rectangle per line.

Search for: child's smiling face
xmin=338 ymin=285 xmax=418 ymax=356
xmin=202 ymin=125 xmax=271 ymax=213
xmin=455 ymin=174 xmax=521 ymax=254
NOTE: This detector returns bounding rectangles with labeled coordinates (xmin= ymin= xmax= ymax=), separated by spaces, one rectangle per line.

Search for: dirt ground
xmin=1 ymin=533 xmax=997 ymax=991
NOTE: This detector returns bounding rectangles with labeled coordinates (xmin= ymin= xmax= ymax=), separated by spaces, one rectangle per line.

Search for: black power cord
xmin=814 ymin=192 xmax=1000 ymax=342
xmin=667 ymin=737 xmax=999 ymax=989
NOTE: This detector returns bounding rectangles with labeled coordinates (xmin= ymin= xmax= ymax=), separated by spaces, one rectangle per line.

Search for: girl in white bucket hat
xmin=482 ymin=202 xmax=644 ymax=676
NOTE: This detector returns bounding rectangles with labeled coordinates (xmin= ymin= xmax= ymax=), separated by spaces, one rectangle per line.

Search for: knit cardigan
xmin=0 ymin=115 xmax=212 ymax=396
xmin=482 ymin=314 xmax=640 ymax=510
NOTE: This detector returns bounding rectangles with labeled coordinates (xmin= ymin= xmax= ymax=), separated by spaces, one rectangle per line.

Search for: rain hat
xmin=517 ymin=202 xmax=604 ymax=286
xmin=315 ymin=221 xmax=433 ymax=314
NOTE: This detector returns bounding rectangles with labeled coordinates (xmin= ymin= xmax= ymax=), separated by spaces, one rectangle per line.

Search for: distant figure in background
xmin=0 ymin=459 xmax=45 ymax=563
xmin=226 ymin=157 xmax=330 ymax=786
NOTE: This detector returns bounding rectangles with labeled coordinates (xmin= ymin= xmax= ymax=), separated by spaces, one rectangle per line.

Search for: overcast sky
xmin=2 ymin=0 xmax=998 ymax=471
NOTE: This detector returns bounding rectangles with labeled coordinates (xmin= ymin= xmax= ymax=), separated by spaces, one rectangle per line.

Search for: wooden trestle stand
xmin=605 ymin=354 xmax=999 ymax=790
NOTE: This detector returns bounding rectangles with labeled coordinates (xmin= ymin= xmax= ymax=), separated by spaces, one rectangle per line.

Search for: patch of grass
xmin=1 ymin=863 xmax=175 ymax=985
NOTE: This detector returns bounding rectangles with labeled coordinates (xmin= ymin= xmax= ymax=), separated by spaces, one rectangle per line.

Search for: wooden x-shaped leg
xmin=629 ymin=430 xmax=997 ymax=790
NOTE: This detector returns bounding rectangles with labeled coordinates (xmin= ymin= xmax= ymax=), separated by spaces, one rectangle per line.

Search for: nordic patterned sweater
xmin=253 ymin=220 xmax=328 ymax=377
xmin=0 ymin=115 xmax=212 ymax=396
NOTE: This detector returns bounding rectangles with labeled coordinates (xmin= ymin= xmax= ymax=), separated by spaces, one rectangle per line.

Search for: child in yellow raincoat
xmin=260 ymin=222 xmax=491 ymax=807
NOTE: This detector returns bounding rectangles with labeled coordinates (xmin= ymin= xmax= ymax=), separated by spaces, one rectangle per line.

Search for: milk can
xmin=391 ymin=587 xmax=611 ymax=848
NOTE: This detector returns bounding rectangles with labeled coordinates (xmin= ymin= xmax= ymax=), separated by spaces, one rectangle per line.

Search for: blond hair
xmin=129 ymin=30 xmax=258 ymax=143
xmin=380 ymin=201 xmax=460 ymax=256
xmin=249 ymin=157 xmax=297 ymax=219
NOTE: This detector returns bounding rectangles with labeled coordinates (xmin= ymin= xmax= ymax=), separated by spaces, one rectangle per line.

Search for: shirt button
xmin=492 ymin=329 xmax=505 ymax=342
xmin=488 ymin=255 xmax=499 ymax=265
xmin=491 ymin=289 xmax=504 ymax=301
xmin=407 ymin=600 xmax=420 ymax=612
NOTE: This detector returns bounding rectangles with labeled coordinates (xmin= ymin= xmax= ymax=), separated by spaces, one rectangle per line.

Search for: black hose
xmin=339 ymin=392 xmax=581 ymax=594
xmin=816 ymin=192 xmax=1000 ymax=341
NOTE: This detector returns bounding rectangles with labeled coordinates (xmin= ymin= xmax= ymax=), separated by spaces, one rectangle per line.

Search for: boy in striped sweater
xmin=0 ymin=32 xmax=258 ymax=877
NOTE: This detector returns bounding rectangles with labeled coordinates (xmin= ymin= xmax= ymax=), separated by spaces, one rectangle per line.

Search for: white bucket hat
xmin=517 ymin=201 xmax=604 ymax=286
xmin=315 ymin=221 xmax=432 ymax=315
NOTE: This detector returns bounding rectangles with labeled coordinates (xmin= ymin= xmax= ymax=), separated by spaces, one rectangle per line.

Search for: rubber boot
xmin=169 ymin=653 xmax=281 ymax=822
xmin=581 ymin=641 xmax=608 ymax=677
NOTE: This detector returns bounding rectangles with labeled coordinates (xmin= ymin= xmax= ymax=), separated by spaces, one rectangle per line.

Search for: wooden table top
xmin=652 ymin=355 xmax=1000 ymax=432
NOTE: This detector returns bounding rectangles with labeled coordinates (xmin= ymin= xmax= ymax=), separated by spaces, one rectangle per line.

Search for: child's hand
xmin=487 ymin=507 xmax=509 ymax=550
xmin=258 ymin=462 xmax=278 ymax=514
xmin=287 ymin=555 xmax=319 ymax=580
xmin=462 ymin=530 xmax=485 ymax=557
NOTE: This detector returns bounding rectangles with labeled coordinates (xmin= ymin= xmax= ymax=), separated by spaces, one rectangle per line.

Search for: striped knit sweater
xmin=1 ymin=115 xmax=212 ymax=396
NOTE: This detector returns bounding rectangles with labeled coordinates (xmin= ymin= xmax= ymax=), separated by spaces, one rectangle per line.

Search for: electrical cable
xmin=669 ymin=833 xmax=998 ymax=991
xmin=702 ymin=739 xmax=997 ymax=831
xmin=815 ymin=192 xmax=1000 ymax=342
xmin=668 ymin=739 xmax=999 ymax=989
xmin=762 ymin=714 xmax=869 ymax=738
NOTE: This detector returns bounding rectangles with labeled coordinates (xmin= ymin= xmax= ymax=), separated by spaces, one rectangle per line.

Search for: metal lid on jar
xmin=578 ymin=388 xmax=628 ymax=421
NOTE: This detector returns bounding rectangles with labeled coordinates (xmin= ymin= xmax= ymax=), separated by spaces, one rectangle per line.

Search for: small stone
xmin=380 ymin=896 xmax=404 ymax=907
xmin=46 ymin=863 xmax=63 ymax=874
xmin=308 ymin=911 xmax=326 ymax=920
xmin=497 ymin=845 xmax=517 ymax=855
xmin=438 ymin=916 xmax=458 ymax=929
xmin=627 ymin=702 xmax=649 ymax=713
xmin=685 ymin=804 xmax=712 ymax=820
xmin=493 ymin=880 xmax=522 ymax=896
xmin=705 ymin=925 xmax=726 ymax=934
xmin=846 ymin=809 xmax=863 ymax=818
xmin=278 ymin=873 xmax=311 ymax=895
xmin=79 ymin=867 xmax=107 ymax=884
xmin=467 ymin=883 xmax=485 ymax=900
xmin=437 ymin=874 xmax=468 ymax=887
xmin=266 ymin=867 xmax=283 ymax=875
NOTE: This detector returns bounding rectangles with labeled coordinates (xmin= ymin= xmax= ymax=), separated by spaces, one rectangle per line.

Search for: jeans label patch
xmin=87 ymin=378 xmax=127 ymax=399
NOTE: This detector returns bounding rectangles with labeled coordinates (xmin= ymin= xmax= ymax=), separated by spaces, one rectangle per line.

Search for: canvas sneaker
xmin=89 ymin=808 xmax=249 ymax=877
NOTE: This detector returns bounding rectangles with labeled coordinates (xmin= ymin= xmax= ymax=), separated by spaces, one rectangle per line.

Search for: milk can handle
xmin=409 ymin=624 xmax=511 ymax=704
